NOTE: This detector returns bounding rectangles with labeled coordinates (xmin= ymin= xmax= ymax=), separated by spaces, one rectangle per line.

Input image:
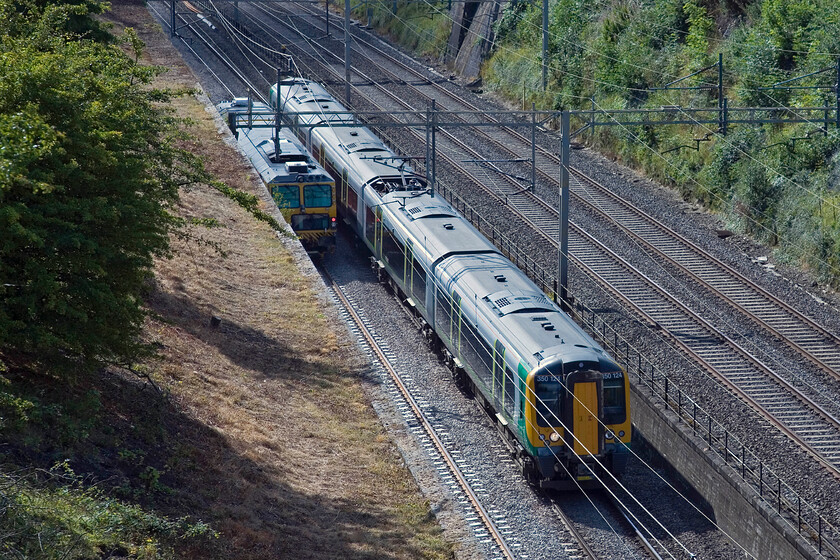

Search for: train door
xmin=492 ymin=341 xmax=506 ymax=411
xmin=452 ymin=291 xmax=462 ymax=360
xmin=374 ymin=206 xmax=384 ymax=258
xmin=572 ymin=381 xmax=599 ymax=456
xmin=404 ymin=241 xmax=413 ymax=293
xmin=341 ymin=170 xmax=348 ymax=209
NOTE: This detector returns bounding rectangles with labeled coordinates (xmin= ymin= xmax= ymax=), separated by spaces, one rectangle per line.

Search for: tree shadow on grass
xmin=0 ymin=365 xmax=445 ymax=560
xmin=147 ymin=288 xmax=333 ymax=385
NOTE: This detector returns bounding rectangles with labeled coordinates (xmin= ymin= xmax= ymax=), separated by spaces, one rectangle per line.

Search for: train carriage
xmin=217 ymin=98 xmax=337 ymax=253
xmin=271 ymin=78 xmax=631 ymax=488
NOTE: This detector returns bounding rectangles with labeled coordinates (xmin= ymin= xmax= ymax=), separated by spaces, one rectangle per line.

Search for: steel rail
xmin=218 ymin=0 xmax=840 ymax=478
xmin=190 ymin=13 xmax=665 ymax=557
xmin=254 ymin=4 xmax=840 ymax=472
xmin=604 ymin=495 xmax=666 ymax=560
xmin=147 ymin=1 xmax=246 ymax=97
xmin=153 ymin=5 xmax=840 ymax=556
xmin=568 ymin=225 xmax=840 ymax=479
xmin=549 ymin=499 xmax=600 ymax=560
xmin=568 ymin=169 xmax=840 ymax=378
xmin=148 ymin=2 xmax=836 ymax=556
xmin=149 ymin=9 xmax=518 ymax=556
xmin=295 ymin=7 xmax=840 ymax=384
xmin=323 ymin=269 xmax=517 ymax=560
xmin=345 ymin=21 xmax=840 ymax=382
xmin=228 ymin=1 xmax=543 ymax=210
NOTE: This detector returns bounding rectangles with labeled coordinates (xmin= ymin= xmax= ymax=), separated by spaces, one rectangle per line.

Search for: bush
xmin=0 ymin=0 xmax=209 ymax=375
xmin=0 ymin=462 xmax=215 ymax=560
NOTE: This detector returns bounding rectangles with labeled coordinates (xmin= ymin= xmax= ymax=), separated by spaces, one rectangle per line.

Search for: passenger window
xmin=411 ymin=256 xmax=426 ymax=304
xmin=365 ymin=205 xmax=375 ymax=244
xmin=461 ymin=321 xmax=492 ymax=390
xmin=435 ymin=288 xmax=451 ymax=340
xmin=382 ymin=228 xmax=404 ymax=270
xmin=347 ymin=180 xmax=357 ymax=215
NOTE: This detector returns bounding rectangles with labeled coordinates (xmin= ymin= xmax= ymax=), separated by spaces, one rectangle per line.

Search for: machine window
xmin=291 ymin=213 xmax=329 ymax=231
xmin=303 ymin=184 xmax=332 ymax=208
xmin=272 ymin=185 xmax=300 ymax=208
xmin=603 ymin=375 xmax=626 ymax=424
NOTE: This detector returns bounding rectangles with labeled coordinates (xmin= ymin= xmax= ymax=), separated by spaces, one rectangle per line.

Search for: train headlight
xmin=618 ymin=430 xmax=625 ymax=438
xmin=605 ymin=430 xmax=615 ymax=440
xmin=549 ymin=432 xmax=561 ymax=443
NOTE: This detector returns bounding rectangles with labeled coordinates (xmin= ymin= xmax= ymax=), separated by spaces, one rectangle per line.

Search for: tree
xmin=0 ymin=0 xmax=208 ymax=375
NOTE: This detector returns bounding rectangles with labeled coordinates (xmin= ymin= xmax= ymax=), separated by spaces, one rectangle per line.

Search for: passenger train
xmin=218 ymin=97 xmax=337 ymax=253
xmin=270 ymin=78 xmax=631 ymax=488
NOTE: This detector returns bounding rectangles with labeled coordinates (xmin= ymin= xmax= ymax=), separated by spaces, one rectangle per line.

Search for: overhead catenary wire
xmin=377 ymin=0 xmax=840 ymax=229
xmin=264 ymin=0 xmax=840 ymax=410
xmin=243 ymin=10 xmax=820 ymax=552
xmin=162 ymin=3 xmax=832 ymax=556
xmin=243 ymin=26 xmax=698 ymax=549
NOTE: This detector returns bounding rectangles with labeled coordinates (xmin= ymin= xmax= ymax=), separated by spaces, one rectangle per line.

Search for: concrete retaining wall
xmin=632 ymin=383 xmax=820 ymax=560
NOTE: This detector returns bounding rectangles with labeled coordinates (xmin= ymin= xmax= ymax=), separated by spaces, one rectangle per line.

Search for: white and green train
xmin=272 ymin=78 xmax=631 ymax=488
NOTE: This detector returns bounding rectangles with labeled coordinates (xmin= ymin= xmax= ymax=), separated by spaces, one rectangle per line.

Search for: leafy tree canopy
xmin=0 ymin=0 xmax=208 ymax=375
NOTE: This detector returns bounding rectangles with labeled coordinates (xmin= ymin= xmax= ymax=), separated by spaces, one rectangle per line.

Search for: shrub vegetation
xmin=369 ymin=0 xmax=840 ymax=286
xmin=0 ymin=0 xmax=218 ymax=556
xmin=0 ymin=0 xmax=210 ymax=376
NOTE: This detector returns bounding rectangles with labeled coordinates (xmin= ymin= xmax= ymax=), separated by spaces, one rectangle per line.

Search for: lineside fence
xmin=212 ymin=64 xmax=840 ymax=557
xmin=426 ymin=170 xmax=840 ymax=560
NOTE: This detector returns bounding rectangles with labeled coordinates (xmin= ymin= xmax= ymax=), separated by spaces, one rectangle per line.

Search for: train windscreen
xmin=534 ymin=371 xmax=564 ymax=428
xmin=272 ymin=185 xmax=300 ymax=208
xmin=602 ymin=372 xmax=626 ymax=424
xmin=303 ymin=184 xmax=332 ymax=208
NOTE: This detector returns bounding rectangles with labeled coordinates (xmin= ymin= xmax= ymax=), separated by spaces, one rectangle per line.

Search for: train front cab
xmin=269 ymin=177 xmax=337 ymax=252
xmin=523 ymin=358 xmax=631 ymax=489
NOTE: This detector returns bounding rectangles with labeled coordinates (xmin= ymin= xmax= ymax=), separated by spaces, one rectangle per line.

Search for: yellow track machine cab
xmin=217 ymin=98 xmax=337 ymax=253
xmin=271 ymin=78 xmax=631 ymax=490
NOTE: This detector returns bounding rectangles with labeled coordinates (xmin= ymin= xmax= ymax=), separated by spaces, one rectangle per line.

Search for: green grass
xmin=357 ymin=0 xmax=840 ymax=287
xmin=0 ymin=462 xmax=215 ymax=560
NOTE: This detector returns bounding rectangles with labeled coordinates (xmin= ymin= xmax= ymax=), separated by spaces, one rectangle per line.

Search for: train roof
xmin=274 ymin=80 xmax=424 ymax=190
xmin=272 ymin=79 xmax=353 ymax=126
xmin=382 ymin=190 xmax=498 ymax=261
xmin=239 ymin=129 xmax=329 ymax=185
xmin=437 ymin=252 xmax=611 ymax=370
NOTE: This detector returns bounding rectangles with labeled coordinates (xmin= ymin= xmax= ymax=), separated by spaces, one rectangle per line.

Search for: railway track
xmin=324 ymin=242 xmax=671 ymax=559
xmin=323 ymin=268 xmax=520 ymax=560
xmin=289 ymin=1 xmax=840 ymax=385
xmin=149 ymin=8 xmax=673 ymax=558
xmin=209 ymin=0 xmax=840 ymax=480
xmin=148 ymin=2 xmax=836 ymax=556
xmin=270 ymin=1 xmax=840 ymax=381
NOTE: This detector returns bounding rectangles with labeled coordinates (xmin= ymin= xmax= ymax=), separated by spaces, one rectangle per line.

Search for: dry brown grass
xmin=98 ymin=1 xmax=454 ymax=557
